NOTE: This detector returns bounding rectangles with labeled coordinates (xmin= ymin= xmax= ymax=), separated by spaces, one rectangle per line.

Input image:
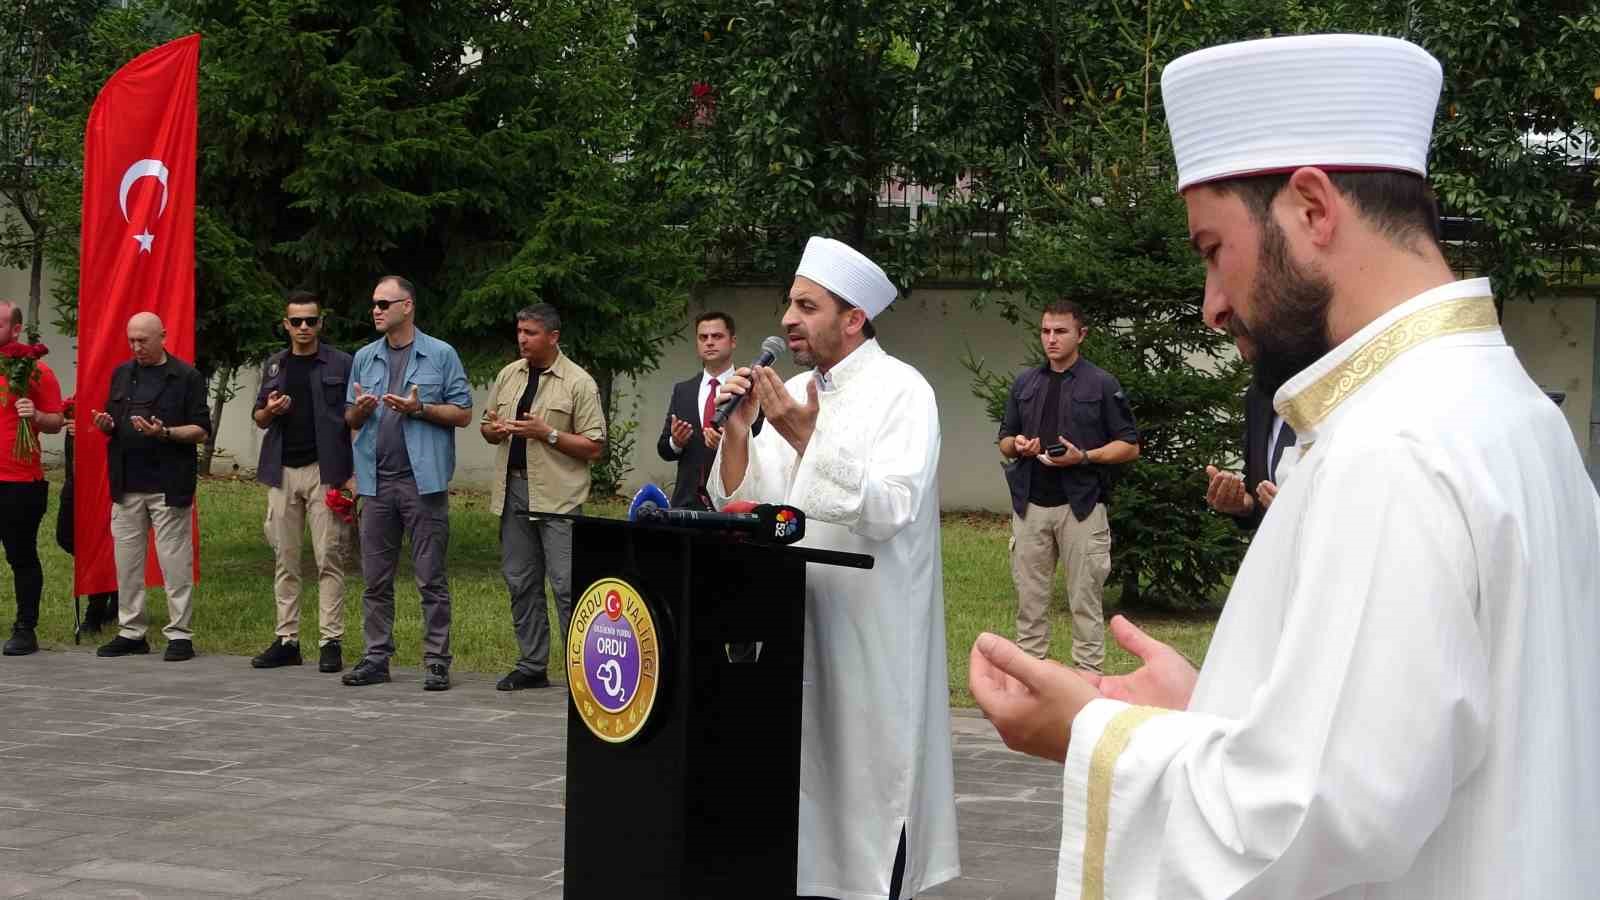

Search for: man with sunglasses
xmin=342 ymin=275 xmax=473 ymax=691
xmin=249 ymin=290 xmax=355 ymax=673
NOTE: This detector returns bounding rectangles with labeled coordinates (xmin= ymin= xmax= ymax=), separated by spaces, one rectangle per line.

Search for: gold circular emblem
xmin=567 ymin=577 xmax=661 ymax=744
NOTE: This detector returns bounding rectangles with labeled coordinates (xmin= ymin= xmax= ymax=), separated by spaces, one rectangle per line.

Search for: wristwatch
xmin=546 ymin=429 xmax=560 ymax=446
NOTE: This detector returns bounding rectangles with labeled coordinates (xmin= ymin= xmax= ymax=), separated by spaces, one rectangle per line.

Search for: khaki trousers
xmin=266 ymin=463 xmax=346 ymax=643
xmin=111 ymin=493 xmax=195 ymax=641
xmin=1011 ymin=502 xmax=1111 ymax=670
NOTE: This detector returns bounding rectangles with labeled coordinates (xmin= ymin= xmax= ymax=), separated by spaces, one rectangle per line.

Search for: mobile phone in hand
xmin=1045 ymin=442 xmax=1067 ymax=457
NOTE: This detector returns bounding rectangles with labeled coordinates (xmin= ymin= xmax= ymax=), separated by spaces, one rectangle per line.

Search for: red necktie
xmin=702 ymin=377 xmax=718 ymax=429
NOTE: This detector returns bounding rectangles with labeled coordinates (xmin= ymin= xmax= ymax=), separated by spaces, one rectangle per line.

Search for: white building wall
xmin=4 ymin=262 xmax=1592 ymax=512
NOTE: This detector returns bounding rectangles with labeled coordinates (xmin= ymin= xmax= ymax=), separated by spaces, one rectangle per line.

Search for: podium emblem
xmin=568 ymin=577 xmax=661 ymax=744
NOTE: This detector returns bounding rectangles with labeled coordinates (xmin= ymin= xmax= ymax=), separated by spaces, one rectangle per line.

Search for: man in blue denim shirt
xmin=341 ymin=275 xmax=472 ymax=691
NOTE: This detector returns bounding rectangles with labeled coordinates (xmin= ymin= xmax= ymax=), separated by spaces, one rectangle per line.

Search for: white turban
xmin=794 ymin=237 xmax=897 ymax=319
xmin=1162 ymin=34 xmax=1443 ymax=192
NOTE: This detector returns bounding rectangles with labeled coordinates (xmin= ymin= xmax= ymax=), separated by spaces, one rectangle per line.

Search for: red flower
xmin=30 ymin=343 xmax=48 ymax=359
xmin=691 ymin=81 xmax=714 ymax=98
xmin=0 ymin=344 xmax=29 ymax=360
xmin=325 ymin=487 xmax=357 ymax=524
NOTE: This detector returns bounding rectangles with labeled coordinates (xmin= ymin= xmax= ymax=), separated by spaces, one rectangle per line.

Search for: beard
xmin=1234 ymin=217 xmax=1335 ymax=397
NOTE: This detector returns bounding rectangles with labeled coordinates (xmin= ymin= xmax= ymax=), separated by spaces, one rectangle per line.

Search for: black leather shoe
xmin=3 ymin=627 xmax=38 ymax=656
xmin=97 ymin=635 xmax=150 ymax=657
xmin=164 ymin=639 xmax=196 ymax=661
xmin=496 ymin=670 xmax=550 ymax=691
xmin=422 ymin=663 xmax=451 ymax=692
xmin=318 ymin=640 xmax=343 ymax=673
xmin=342 ymin=659 xmax=390 ymax=686
xmin=251 ymin=638 xmax=302 ymax=668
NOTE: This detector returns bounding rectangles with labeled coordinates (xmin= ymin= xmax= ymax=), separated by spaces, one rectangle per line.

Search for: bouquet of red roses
xmin=0 ymin=329 xmax=49 ymax=462
xmin=325 ymin=486 xmax=357 ymax=524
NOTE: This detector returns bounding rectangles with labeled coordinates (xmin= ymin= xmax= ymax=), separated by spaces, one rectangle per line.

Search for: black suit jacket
xmin=1234 ymin=380 xmax=1276 ymax=531
xmin=655 ymin=373 xmax=763 ymax=510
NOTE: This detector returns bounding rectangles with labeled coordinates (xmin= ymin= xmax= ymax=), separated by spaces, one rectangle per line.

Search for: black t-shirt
xmin=1029 ymin=370 xmax=1069 ymax=508
xmin=280 ymin=353 xmax=319 ymax=469
xmin=506 ymin=368 xmax=542 ymax=474
xmin=121 ymin=360 xmax=172 ymax=494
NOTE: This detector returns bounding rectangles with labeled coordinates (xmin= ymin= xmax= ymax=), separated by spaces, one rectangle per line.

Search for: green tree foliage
xmin=31 ymin=0 xmax=699 ymax=480
xmin=0 ymin=0 xmax=103 ymax=326
xmin=964 ymin=0 xmax=1411 ymax=610
xmin=967 ymin=0 xmax=1595 ymax=610
xmin=965 ymin=1 xmax=1281 ymax=611
xmin=1418 ymin=0 xmax=1600 ymax=301
xmin=632 ymin=0 xmax=1039 ymax=287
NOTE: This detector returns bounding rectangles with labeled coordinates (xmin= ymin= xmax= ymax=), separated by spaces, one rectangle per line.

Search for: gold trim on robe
xmin=1082 ymin=705 xmax=1172 ymax=900
xmin=1280 ymin=296 xmax=1497 ymax=433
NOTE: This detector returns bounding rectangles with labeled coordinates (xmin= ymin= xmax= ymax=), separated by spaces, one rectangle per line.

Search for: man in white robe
xmin=969 ymin=34 xmax=1600 ymax=899
xmin=710 ymin=236 xmax=961 ymax=900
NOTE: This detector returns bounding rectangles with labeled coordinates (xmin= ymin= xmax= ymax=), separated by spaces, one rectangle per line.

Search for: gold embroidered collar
xmin=1276 ymin=289 xmax=1497 ymax=434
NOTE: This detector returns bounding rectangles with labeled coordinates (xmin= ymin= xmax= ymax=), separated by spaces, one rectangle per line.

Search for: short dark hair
xmin=1042 ymin=299 xmax=1087 ymax=328
xmin=377 ymin=275 xmax=416 ymax=300
xmin=285 ymin=289 xmax=319 ymax=311
xmin=1211 ymin=169 xmax=1441 ymax=250
xmin=827 ymin=293 xmax=877 ymax=340
xmin=695 ymin=310 xmax=736 ymax=335
xmin=517 ymin=303 xmax=561 ymax=333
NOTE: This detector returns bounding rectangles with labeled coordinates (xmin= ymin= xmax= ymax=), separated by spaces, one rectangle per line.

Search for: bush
xmin=590 ymin=392 xmax=638 ymax=500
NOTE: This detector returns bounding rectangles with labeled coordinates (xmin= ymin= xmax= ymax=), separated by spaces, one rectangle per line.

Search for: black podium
xmin=558 ymin=515 xmax=869 ymax=900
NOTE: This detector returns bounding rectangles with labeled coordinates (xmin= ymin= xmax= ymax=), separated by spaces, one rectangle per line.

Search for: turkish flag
xmin=74 ymin=35 xmax=201 ymax=597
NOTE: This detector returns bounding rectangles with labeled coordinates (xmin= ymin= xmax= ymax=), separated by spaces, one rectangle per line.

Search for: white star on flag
xmin=132 ymin=230 xmax=155 ymax=253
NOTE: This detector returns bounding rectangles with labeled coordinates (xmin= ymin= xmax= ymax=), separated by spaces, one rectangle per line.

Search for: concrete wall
xmin=4 ymin=260 xmax=1594 ymax=511
xmin=195 ymin=284 xmax=1036 ymax=512
xmin=1498 ymin=290 xmax=1596 ymax=460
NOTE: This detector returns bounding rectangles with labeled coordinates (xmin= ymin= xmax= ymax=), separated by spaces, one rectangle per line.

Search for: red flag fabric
xmin=74 ymin=35 xmax=201 ymax=596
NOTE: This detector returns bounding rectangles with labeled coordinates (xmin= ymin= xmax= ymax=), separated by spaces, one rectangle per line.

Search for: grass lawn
xmin=3 ymin=474 xmax=1218 ymax=706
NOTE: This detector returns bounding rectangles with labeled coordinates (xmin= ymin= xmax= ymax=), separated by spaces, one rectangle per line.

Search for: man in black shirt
xmin=250 ymin=291 xmax=355 ymax=673
xmin=91 ymin=312 xmax=212 ymax=661
xmin=997 ymin=300 xmax=1140 ymax=670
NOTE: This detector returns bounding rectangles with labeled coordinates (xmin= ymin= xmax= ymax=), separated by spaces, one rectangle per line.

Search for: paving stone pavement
xmin=0 ymin=647 xmax=1061 ymax=899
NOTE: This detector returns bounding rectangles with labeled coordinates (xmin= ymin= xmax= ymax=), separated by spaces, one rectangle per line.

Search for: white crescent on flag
xmin=118 ymin=158 xmax=170 ymax=222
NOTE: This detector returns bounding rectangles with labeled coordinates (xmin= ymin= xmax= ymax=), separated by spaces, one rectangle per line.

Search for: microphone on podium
xmin=628 ymin=483 xmax=670 ymax=522
xmin=708 ymin=335 xmax=788 ymax=429
xmin=626 ymin=483 xmax=806 ymax=545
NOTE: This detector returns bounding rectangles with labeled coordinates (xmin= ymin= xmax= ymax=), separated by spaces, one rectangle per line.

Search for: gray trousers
xmin=360 ymin=476 xmax=452 ymax=666
xmin=501 ymin=474 xmax=576 ymax=677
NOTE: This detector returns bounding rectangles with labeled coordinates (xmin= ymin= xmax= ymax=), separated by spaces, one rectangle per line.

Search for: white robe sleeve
xmin=791 ymin=376 xmax=939 ymax=542
xmin=708 ymin=414 xmax=797 ymax=508
xmin=1056 ymin=436 xmax=1491 ymax=900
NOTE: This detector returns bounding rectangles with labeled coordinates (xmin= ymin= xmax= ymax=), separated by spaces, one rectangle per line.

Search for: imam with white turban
xmin=711 ymin=236 xmax=961 ymax=900
xmin=1051 ymin=33 xmax=1600 ymax=900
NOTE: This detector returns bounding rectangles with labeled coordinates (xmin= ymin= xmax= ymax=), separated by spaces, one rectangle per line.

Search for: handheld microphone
xmin=709 ymin=335 xmax=788 ymax=429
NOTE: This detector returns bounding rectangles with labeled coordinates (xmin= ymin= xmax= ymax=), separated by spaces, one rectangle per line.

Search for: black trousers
xmin=801 ymin=828 xmax=910 ymax=900
xmin=0 ymin=480 xmax=48 ymax=629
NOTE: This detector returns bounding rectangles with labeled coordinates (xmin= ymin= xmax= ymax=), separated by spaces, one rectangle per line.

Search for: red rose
xmin=691 ymin=81 xmax=713 ymax=98
xmin=30 ymin=343 xmax=48 ymax=359
xmin=0 ymin=344 xmax=27 ymax=359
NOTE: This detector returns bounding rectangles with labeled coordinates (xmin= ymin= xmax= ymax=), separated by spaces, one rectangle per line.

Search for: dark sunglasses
xmin=287 ymin=316 xmax=320 ymax=328
xmin=371 ymin=298 xmax=406 ymax=311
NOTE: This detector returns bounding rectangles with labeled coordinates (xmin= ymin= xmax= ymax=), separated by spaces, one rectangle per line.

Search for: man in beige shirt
xmin=481 ymin=304 xmax=606 ymax=690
